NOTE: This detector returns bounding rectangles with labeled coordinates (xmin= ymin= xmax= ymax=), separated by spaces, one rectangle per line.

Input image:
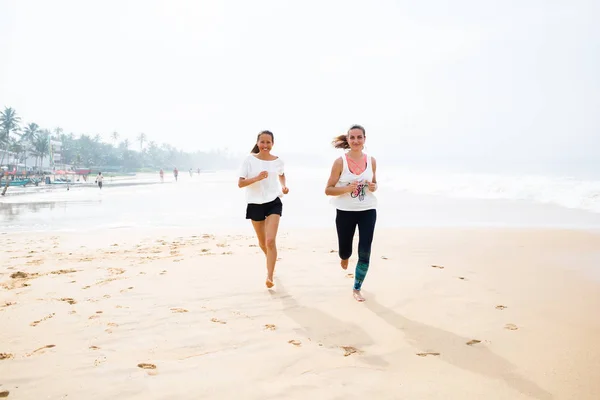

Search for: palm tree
xmin=1 ymin=107 xmax=22 ymax=196
xmin=137 ymin=132 xmax=147 ymax=152
xmin=31 ymin=131 xmax=50 ymax=170
xmin=21 ymin=123 xmax=39 ymax=171
xmin=0 ymin=107 xmax=22 ymax=166
xmin=111 ymin=131 xmax=119 ymax=147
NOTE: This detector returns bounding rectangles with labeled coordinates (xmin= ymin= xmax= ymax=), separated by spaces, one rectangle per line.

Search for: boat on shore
xmin=0 ymin=179 xmax=31 ymax=187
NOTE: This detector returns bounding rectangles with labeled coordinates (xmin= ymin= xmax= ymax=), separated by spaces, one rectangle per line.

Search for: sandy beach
xmin=1 ymin=227 xmax=599 ymax=399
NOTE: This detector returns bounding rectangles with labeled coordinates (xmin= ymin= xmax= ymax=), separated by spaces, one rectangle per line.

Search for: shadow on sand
xmin=269 ymin=279 xmax=388 ymax=368
xmin=365 ymin=295 xmax=553 ymax=400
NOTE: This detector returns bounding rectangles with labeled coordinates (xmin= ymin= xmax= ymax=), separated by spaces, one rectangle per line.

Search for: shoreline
xmin=1 ymin=227 xmax=600 ymax=399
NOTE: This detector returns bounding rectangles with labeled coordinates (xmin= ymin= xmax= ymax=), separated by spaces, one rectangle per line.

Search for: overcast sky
xmin=0 ymin=0 xmax=598 ymax=169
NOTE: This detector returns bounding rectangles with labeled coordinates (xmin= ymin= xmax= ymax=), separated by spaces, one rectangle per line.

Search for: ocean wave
xmin=380 ymin=168 xmax=600 ymax=214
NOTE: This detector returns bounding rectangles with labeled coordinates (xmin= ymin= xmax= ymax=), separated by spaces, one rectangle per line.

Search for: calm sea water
xmin=1 ymin=167 xmax=600 ymax=233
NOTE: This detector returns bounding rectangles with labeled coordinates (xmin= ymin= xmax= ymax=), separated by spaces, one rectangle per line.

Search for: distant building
xmin=49 ymin=138 xmax=62 ymax=166
xmin=0 ymin=148 xmax=18 ymax=165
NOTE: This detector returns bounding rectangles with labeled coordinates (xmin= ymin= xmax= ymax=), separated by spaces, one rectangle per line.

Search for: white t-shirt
xmin=239 ymin=154 xmax=285 ymax=204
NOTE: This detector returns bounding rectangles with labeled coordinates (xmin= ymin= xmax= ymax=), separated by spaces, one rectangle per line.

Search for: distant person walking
xmin=238 ymin=130 xmax=289 ymax=289
xmin=325 ymin=125 xmax=378 ymax=302
xmin=173 ymin=167 xmax=178 ymax=182
xmin=159 ymin=169 xmax=164 ymax=182
xmin=95 ymin=172 xmax=104 ymax=190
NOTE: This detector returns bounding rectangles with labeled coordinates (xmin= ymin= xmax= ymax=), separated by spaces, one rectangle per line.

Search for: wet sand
xmin=1 ymin=227 xmax=600 ymax=399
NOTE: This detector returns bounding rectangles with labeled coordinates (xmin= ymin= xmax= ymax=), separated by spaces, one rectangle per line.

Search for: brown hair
xmin=332 ymin=125 xmax=366 ymax=149
xmin=251 ymin=130 xmax=274 ymax=154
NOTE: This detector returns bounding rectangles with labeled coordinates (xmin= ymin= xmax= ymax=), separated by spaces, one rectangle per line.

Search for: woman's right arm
xmin=238 ymin=176 xmax=258 ymax=188
xmin=325 ymin=158 xmax=351 ymax=196
xmin=238 ymin=171 xmax=268 ymax=188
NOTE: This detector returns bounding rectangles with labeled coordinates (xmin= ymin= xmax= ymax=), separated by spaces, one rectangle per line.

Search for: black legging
xmin=335 ymin=209 xmax=377 ymax=290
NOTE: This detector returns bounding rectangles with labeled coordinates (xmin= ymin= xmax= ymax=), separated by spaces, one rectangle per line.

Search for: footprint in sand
xmin=458 ymin=276 xmax=467 ymax=280
xmin=505 ymin=323 xmax=519 ymax=330
xmin=30 ymin=313 xmax=55 ymax=327
xmin=10 ymin=271 xmax=31 ymax=279
xmin=0 ymin=390 xmax=9 ymax=398
xmin=1 ymin=302 xmax=16 ymax=308
xmin=137 ymin=363 xmax=157 ymax=369
xmin=59 ymin=298 xmax=77 ymax=305
xmin=160 ymin=270 xmax=167 ymax=275
xmin=431 ymin=265 xmax=445 ymax=269
xmin=50 ymin=269 xmax=78 ymax=275
xmin=89 ymin=346 xmax=100 ymax=350
xmin=466 ymin=339 xmax=481 ymax=346
xmin=171 ymin=308 xmax=188 ymax=313
xmin=288 ymin=340 xmax=302 ymax=347
xmin=416 ymin=352 xmax=440 ymax=357
xmin=211 ymin=318 xmax=226 ymax=324
xmin=346 ymin=273 xmax=354 ymax=278
xmin=232 ymin=311 xmax=251 ymax=319
xmin=94 ymin=356 xmax=107 ymax=366
xmin=82 ymin=286 xmax=91 ymax=289
xmin=108 ymin=268 xmax=125 ymax=275
xmin=0 ymin=353 xmax=14 ymax=360
xmin=340 ymin=346 xmax=361 ymax=357
xmin=495 ymin=305 xmax=507 ymax=310
xmin=105 ymin=322 xmax=118 ymax=333
xmin=264 ymin=324 xmax=276 ymax=331
xmin=381 ymin=256 xmax=388 ymax=260
xmin=28 ymin=344 xmax=56 ymax=356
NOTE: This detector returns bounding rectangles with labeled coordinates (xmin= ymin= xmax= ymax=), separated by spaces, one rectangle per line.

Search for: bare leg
xmin=264 ymin=214 xmax=281 ymax=287
xmin=251 ymin=220 xmax=267 ymax=256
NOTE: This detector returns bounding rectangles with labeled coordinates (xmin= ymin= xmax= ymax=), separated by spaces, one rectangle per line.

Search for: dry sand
xmin=1 ymin=227 xmax=600 ymax=400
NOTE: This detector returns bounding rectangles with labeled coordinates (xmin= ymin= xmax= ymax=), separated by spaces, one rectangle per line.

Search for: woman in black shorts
xmin=238 ymin=131 xmax=289 ymax=288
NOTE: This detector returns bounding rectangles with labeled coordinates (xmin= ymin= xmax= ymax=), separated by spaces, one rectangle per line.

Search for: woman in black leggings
xmin=325 ymin=125 xmax=378 ymax=302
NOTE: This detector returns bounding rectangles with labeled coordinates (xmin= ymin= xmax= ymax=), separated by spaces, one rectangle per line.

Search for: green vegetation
xmin=1 ymin=105 xmax=237 ymax=173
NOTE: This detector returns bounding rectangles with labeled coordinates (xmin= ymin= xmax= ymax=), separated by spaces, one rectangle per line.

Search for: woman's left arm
xmin=279 ymin=173 xmax=289 ymax=194
xmin=368 ymin=157 xmax=377 ymax=192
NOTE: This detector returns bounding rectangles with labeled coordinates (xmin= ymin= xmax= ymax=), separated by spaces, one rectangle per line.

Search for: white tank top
xmin=330 ymin=153 xmax=378 ymax=211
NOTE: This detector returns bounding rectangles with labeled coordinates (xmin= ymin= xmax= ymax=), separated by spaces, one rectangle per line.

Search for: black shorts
xmin=246 ymin=197 xmax=283 ymax=221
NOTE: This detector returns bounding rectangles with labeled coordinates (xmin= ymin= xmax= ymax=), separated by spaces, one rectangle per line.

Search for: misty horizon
xmin=1 ymin=0 xmax=598 ymax=175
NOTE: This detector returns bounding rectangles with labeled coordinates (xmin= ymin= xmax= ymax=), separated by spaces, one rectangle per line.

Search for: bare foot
xmin=353 ymin=290 xmax=365 ymax=302
xmin=340 ymin=259 xmax=349 ymax=270
xmin=265 ymin=278 xmax=274 ymax=288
